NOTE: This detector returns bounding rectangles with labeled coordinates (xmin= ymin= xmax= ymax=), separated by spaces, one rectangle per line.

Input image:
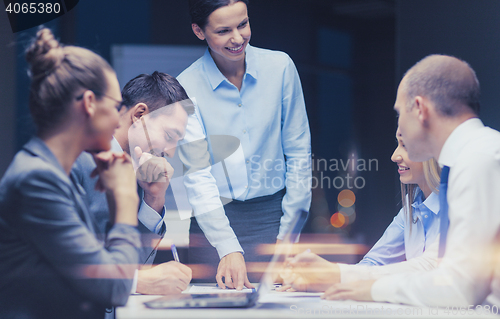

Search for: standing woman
xmin=178 ymin=0 xmax=311 ymax=288
xmin=0 ymin=29 xmax=140 ymax=319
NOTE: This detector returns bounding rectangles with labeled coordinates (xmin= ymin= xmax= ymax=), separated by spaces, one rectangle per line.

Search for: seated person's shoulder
xmin=459 ymin=127 xmax=500 ymax=164
xmin=3 ymin=155 xmax=72 ymax=202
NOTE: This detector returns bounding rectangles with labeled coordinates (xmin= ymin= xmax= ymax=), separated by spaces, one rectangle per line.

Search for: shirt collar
xmin=244 ymin=44 xmax=258 ymax=80
xmin=111 ymin=136 xmax=123 ymax=152
xmin=411 ymin=188 xmax=440 ymax=216
xmin=423 ymin=191 xmax=440 ymax=215
xmin=438 ymin=118 xmax=484 ymax=168
xmin=202 ymin=44 xmax=258 ymax=91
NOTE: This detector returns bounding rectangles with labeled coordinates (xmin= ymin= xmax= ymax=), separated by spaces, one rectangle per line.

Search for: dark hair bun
xmin=25 ymin=28 xmax=65 ymax=79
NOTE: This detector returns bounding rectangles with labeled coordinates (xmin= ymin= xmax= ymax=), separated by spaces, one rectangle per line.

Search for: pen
xmin=171 ymin=244 xmax=180 ymax=262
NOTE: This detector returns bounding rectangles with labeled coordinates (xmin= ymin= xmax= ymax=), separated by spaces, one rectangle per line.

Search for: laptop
xmin=144 ymin=209 xmax=308 ymax=309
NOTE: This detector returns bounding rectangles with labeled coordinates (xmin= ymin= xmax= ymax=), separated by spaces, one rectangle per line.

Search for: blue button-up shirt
xmin=177 ymin=45 xmax=312 ymax=258
xmin=359 ymin=189 xmax=440 ymax=266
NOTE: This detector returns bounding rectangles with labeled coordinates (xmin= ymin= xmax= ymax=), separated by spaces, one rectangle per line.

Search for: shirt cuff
xmin=138 ymin=199 xmax=166 ymax=235
xmin=130 ymin=269 xmax=138 ymax=294
xmin=337 ymin=263 xmax=370 ymax=283
xmin=215 ymin=238 xmax=244 ymax=259
xmin=339 ymin=263 xmax=397 ymax=284
xmin=338 ymin=263 xmax=353 ymax=283
xmin=371 ymin=275 xmax=399 ymax=303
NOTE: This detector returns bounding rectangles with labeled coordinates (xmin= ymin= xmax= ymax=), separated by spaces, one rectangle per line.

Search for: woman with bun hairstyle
xmin=178 ymin=0 xmax=311 ymax=288
xmin=0 ymin=28 xmax=140 ymax=319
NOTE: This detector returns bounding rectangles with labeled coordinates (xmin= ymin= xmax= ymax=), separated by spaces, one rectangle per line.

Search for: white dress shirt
xmin=371 ymin=118 xmax=500 ymax=307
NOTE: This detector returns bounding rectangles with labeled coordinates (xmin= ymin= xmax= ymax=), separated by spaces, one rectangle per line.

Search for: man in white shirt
xmin=320 ymin=55 xmax=500 ymax=307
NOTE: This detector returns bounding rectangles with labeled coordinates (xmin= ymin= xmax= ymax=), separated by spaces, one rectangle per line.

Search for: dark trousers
xmin=189 ymin=189 xmax=285 ymax=283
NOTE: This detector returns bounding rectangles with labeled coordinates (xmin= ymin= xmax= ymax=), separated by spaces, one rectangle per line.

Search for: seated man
xmin=281 ymin=55 xmax=500 ymax=308
xmin=72 ymin=72 xmax=194 ymax=298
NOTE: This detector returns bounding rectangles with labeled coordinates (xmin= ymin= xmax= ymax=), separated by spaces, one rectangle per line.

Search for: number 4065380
xmin=5 ymin=2 xmax=61 ymax=14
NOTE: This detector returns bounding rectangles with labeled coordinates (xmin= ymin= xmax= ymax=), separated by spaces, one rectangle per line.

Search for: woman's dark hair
xmin=121 ymin=71 xmax=195 ymax=116
xmin=25 ymin=28 xmax=113 ymax=135
xmin=189 ymin=0 xmax=249 ymax=30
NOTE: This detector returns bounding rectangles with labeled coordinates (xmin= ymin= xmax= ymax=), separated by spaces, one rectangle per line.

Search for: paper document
xmin=187 ymin=285 xmax=255 ymax=294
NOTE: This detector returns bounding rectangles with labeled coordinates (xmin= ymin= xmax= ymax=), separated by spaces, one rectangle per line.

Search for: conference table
xmin=116 ymin=285 xmax=499 ymax=319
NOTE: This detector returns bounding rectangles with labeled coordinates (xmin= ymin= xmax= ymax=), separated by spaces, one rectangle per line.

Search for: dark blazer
xmin=0 ymin=138 xmax=141 ymax=319
xmin=71 ymin=139 xmax=165 ymax=265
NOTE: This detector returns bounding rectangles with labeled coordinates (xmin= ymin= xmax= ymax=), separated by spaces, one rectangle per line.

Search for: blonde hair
xmin=25 ymin=28 xmax=113 ymax=135
xmin=400 ymin=157 xmax=441 ymax=232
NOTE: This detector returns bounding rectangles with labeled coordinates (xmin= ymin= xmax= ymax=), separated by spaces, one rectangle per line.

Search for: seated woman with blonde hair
xmin=280 ymin=129 xmax=441 ymax=292
xmin=0 ymin=28 xmax=140 ymax=319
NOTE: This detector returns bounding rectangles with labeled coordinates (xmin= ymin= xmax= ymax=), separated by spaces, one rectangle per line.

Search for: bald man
xmin=318 ymin=55 xmax=500 ymax=307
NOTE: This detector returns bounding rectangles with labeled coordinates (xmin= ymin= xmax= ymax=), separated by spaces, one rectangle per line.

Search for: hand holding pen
xmin=171 ymin=244 xmax=180 ymax=262
xmin=135 ymin=244 xmax=192 ymax=294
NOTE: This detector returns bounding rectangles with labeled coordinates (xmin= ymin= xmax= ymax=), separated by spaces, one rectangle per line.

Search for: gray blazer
xmin=0 ymin=137 xmax=141 ymax=319
xmin=71 ymin=139 xmax=165 ymax=265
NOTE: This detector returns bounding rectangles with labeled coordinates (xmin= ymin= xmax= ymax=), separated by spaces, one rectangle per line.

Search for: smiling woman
xmin=277 ymin=128 xmax=442 ymax=293
xmin=391 ymin=129 xmax=441 ymax=232
xmin=191 ymin=1 xmax=251 ymax=75
xmin=178 ymin=0 xmax=312 ymax=288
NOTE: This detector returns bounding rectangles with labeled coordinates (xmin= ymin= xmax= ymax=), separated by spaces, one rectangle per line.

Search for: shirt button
xmin=424 ymin=215 xmax=428 ymax=218
xmin=238 ymin=103 xmax=242 ymax=107
xmin=243 ymin=130 xmax=247 ymax=134
xmin=246 ymin=160 xmax=249 ymax=164
xmin=245 ymin=185 xmax=248 ymax=188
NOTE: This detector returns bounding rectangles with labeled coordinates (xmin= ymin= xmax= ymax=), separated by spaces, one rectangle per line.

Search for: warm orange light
xmin=338 ymin=189 xmax=355 ymax=207
xmin=330 ymin=212 xmax=346 ymax=228
xmin=255 ymin=242 xmax=370 ymax=255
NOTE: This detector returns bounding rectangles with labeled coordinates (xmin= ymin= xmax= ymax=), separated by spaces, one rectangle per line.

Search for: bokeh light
xmin=344 ymin=210 xmax=355 ymax=224
xmin=338 ymin=205 xmax=356 ymax=225
xmin=330 ymin=212 xmax=346 ymax=228
xmin=338 ymin=189 xmax=356 ymax=207
xmin=338 ymin=205 xmax=355 ymax=217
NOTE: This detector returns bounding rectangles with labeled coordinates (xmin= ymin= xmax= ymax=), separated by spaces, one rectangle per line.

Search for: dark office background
xmin=1 ymin=0 xmax=500 ymax=251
